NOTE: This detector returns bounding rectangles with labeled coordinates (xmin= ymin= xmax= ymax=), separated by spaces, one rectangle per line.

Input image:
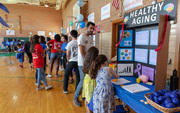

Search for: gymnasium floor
xmin=0 ymin=53 xmax=86 ymax=113
xmin=0 ymin=53 xmax=135 ymax=113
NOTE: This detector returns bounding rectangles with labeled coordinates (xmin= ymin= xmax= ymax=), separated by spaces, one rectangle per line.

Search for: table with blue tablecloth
xmin=113 ymin=77 xmax=162 ymax=113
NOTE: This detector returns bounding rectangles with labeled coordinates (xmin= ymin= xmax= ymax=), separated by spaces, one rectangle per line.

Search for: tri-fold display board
xmin=117 ymin=0 xmax=178 ymax=91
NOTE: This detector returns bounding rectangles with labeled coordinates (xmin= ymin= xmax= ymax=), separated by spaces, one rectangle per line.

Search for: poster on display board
xmin=119 ymin=30 xmax=133 ymax=47
xmin=88 ymin=12 xmax=94 ymax=22
xmin=123 ymin=0 xmax=143 ymax=11
xmin=123 ymin=0 xmax=178 ymax=28
xmin=101 ymin=3 xmax=110 ymax=20
xmin=118 ymin=48 xmax=133 ymax=61
xmin=118 ymin=64 xmax=134 ymax=76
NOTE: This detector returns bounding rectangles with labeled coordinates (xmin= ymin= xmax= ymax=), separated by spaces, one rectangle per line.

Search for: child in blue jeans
xmin=17 ymin=44 xmax=24 ymax=68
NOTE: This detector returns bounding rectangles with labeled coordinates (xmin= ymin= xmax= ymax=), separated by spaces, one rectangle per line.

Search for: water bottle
xmin=170 ymin=69 xmax=179 ymax=91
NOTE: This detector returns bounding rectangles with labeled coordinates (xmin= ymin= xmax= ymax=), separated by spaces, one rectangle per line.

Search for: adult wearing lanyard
xmin=73 ymin=22 xmax=95 ymax=106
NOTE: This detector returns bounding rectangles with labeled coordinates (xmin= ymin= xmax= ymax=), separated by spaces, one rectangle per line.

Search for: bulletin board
xmin=117 ymin=25 xmax=158 ymax=83
xmin=117 ymin=0 xmax=177 ymax=91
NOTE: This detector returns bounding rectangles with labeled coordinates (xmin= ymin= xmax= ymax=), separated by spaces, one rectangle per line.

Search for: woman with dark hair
xmin=25 ymin=37 xmax=33 ymax=68
xmin=46 ymin=37 xmax=51 ymax=63
xmin=39 ymin=36 xmax=47 ymax=72
xmin=47 ymin=34 xmax=63 ymax=78
xmin=31 ymin=35 xmax=53 ymax=91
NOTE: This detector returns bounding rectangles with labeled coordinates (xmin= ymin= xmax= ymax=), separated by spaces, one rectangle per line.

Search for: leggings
xmin=26 ymin=52 xmax=32 ymax=63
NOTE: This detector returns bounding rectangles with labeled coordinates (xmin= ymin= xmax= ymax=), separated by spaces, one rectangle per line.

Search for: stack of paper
xmin=111 ymin=78 xmax=131 ymax=85
xmin=122 ymin=84 xmax=150 ymax=93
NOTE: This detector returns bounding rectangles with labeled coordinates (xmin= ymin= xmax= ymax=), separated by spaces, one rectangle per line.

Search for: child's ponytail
xmin=89 ymin=54 xmax=108 ymax=79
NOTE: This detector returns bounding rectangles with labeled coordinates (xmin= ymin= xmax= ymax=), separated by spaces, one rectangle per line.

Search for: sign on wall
xmin=6 ymin=30 xmax=15 ymax=35
xmin=101 ymin=3 xmax=110 ymax=20
xmin=123 ymin=0 xmax=143 ymax=11
xmin=88 ymin=12 xmax=94 ymax=22
xmin=124 ymin=0 xmax=178 ymax=28
xmin=38 ymin=31 xmax=45 ymax=36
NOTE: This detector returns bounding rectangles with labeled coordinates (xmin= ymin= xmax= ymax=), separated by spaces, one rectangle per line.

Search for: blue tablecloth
xmin=113 ymin=77 xmax=162 ymax=113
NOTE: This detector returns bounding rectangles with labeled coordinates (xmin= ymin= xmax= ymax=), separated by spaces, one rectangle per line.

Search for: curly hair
xmin=82 ymin=47 xmax=99 ymax=77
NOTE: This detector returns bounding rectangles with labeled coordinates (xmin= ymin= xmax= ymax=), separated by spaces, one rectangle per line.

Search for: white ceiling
xmin=1 ymin=0 xmax=67 ymax=8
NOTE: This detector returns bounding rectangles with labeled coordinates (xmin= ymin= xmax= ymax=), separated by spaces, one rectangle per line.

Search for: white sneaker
xmin=36 ymin=86 xmax=44 ymax=91
xmin=63 ymin=90 xmax=68 ymax=94
xmin=60 ymin=68 xmax=64 ymax=71
xmin=46 ymin=85 xmax=53 ymax=90
xmin=47 ymin=74 xmax=52 ymax=78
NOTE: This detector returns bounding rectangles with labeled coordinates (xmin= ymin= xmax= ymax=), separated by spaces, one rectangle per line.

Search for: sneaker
xmin=69 ymin=79 xmax=74 ymax=84
xmin=60 ymin=68 xmax=64 ymax=71
xmin=63 ymin=90 xmax=68 ymax=94
xmin=36 ymin=86 xmax=44 ymax=91
xmin=73 ymin=98 xmax=82 ymax=107
xmin=47 ymin=74 xmax=52 ymax=78
xmin=46 ymin=85 xmax=53 ymax=90
xmin=55 ymin=74 xmax=60 ymax=77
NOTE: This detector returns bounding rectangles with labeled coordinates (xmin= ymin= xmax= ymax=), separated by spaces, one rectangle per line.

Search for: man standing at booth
xmin=73 ymin=22 xmax=95 ymax=106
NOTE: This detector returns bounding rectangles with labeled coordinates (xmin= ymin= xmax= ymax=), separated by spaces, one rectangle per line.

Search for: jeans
xmin=62 ymin=55 xmax=72 ymax=77
xmin=74 ymin=66 xmax=85 ymax=99
xmin=36 ymin=67 xmax=47 ymax=86
xmin=63 ymin=62 xmax=80 ymax=91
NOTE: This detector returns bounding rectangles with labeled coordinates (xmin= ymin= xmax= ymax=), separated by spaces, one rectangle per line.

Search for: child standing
xmin=30 ymin=35 xmax=53 ymax=91
xmin=82 ymin=46 xmax=99 ymax=113
xmin=88 ymin=54 xmax=119 ymax=113
xmin=17 ymin=44 xmax=24 ymax=68
xmin=63 ymin=30 xmax=80 ymax=94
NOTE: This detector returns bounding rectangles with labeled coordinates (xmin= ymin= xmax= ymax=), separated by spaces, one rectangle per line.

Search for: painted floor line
xmin=0 ymin=76 xmax=76 ymax=85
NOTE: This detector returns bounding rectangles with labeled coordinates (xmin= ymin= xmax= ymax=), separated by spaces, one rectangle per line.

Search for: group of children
xmin=2 ymin=38 xmax=21 ymax=52
xmin=14 ymin=21 xmax=119 ymax=113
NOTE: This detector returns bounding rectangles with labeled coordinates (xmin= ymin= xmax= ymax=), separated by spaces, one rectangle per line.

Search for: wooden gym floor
xmin=0 ymin=53 xmax=135 ymax=113
xmin=0 ymin=53 xmax=86 ymax=113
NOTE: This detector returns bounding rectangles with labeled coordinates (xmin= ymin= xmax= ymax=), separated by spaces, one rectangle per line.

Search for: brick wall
xmin=0 ymin=4 xmax=62 ymax=43
xmin=62 ymin=0 xmax=178 ymax=77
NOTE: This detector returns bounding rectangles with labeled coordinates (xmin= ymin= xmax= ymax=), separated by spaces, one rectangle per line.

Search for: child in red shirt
xmin=47 ymin=34 xmax=63 ymax=78
xmin=31 ymin=35 xmax=53 ymax=91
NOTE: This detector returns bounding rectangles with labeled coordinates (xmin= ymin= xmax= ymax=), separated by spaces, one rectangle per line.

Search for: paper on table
xmin=135 ymin=30 xmax=149 ymax=45
xmin=111 ymin=78 xmax=131 ymax=85
xmin=135 ymin=48 xmax=148 ymax=63
xmin=122 ymin=84 xmax=150 ymax=93
xmin=149 ymin=49 xmax=157 ymax=65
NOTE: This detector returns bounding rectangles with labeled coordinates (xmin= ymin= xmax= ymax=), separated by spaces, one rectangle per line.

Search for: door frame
xmin=111 ymin=18 xmax=123 ymax=58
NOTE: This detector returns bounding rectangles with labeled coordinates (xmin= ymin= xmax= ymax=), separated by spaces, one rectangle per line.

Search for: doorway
xmin=111 ymin=18 xmax=123 ymax=59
